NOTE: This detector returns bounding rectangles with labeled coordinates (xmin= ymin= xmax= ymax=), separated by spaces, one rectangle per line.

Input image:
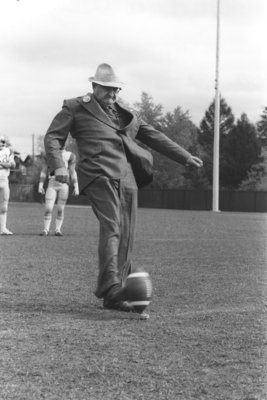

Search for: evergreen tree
xmin=198 ymin=97 xmax=234 ymax=147
xmin=198 ymin=97 xmax=235 ymax=185
xmin=239 ymin=149 xmax=267 ymax=191
xmin=153 ymin=107 xmax=199 ymax=188
xmin=163 ymin=107 xmax=209 ymax=189
xmin=163 ymin=107 xmax=197 ymax=150
xmin=222 ymin=114 xmax=261 ymax=188
xmin=133 ymin=93 xmax=200 ymax=188
xmin=256 ymin=106 xmax=267 ymax=147
xmin=133 ymin=92 xmax=164 ymax=129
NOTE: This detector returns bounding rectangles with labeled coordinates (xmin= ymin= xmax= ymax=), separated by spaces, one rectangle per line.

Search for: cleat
xmin=40 ymin=230 xmax=49 ymax=236
xmin=0 ymin=228 xmax=13 ymax=235
xmin=55 ymin=230 xmax=63 ymax=236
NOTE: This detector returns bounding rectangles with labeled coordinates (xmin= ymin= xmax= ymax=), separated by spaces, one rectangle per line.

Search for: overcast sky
xmin=1 ymin=0 xmax=266 ymax=157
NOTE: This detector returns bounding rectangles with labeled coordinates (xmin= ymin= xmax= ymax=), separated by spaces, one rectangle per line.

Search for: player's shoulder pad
xmin=3 ymin=147 xmax=12 ymax=156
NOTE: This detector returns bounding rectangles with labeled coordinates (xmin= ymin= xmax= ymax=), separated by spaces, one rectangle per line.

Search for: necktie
xmin=105 ymin=106 xmax=120 ymax=128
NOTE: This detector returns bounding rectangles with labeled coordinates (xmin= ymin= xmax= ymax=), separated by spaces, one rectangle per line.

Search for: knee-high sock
xmin=44 ymin=215 xmax=52 ymax=231
xmin=0 ymin=213 xmax=7 ymax=231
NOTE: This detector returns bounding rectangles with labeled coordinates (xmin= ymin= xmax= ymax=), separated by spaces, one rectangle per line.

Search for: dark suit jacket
xmin=44 ymin=93 xmax=192 ymax=193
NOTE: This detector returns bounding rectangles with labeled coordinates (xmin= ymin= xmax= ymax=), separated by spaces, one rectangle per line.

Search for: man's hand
xmin=186 ymin=156 xmax=203 ymax=169
xmin=55 ymin=167 xmax=69 ymax=184
xmin=38 ymin=183 xmax=45 ymax=195
xmin=72 ymin=184 xmax=79 ymax=196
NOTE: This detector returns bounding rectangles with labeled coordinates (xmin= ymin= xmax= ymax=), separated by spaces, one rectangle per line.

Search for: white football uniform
xmin=0 ymin=147 xmax=14 ymax=179
xmin=0 ymin=146 xmax=15 ymax=234
xmin=46 ymin=150 xmax=73 ymax=201
xmin=0 ymin=147 xmax=14 ymax=197
xmin=39 ymin=150 xmax=78 ymax=235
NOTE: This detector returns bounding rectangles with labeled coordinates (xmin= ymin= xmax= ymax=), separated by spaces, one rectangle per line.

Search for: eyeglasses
xmin=109 ymin=87 xmax=121 ymax=94
xmin=97 ymin=85 xmax=121 ymax=94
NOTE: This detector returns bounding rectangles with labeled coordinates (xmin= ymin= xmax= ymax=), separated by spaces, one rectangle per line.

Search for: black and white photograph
xmin=0 ymin=1 xmax=266 ymax=399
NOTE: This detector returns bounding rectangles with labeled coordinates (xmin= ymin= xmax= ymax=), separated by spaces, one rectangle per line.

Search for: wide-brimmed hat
xmin=89 ymin=63 xmax=123 ymax=88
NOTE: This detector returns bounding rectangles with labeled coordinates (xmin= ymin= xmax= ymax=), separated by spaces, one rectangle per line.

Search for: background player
xmin=38 ymin=147 xmax=79 ymax=236
xmin=0 ymin=135 xmax=16 ymax=235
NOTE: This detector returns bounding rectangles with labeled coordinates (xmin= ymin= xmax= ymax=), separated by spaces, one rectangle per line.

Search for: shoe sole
xmin=103 ymin=302 xmax=150 ymax=319
xmin=103 ymin=301 xmax=133 ymax=312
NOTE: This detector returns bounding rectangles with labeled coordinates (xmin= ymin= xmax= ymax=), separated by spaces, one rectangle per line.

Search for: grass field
xmin=1 ymin=202 xmax=267 ymax=400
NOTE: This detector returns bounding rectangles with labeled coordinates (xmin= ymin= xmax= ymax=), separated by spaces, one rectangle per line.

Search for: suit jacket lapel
xmin=77 ymin=93 xmax=136 ymax=133
xmin=78 ymin=94 xmax=117 ymax=129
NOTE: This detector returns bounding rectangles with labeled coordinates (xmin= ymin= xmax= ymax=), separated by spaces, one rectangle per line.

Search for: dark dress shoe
xmin=103 ymin=300 xmax=134 ymax=312
xmin=104 ymin=284 xmax=127 ymax=304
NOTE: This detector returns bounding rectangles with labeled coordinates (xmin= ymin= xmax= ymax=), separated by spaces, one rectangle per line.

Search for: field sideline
xmin=1 ymin=202 xmax=267 ymax=400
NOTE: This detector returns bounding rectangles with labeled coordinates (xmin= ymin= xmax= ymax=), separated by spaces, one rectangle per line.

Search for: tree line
xmin=10 ymin=92 xmax=267 ymax=191
xmin=132 ymin=92 xmax=267 ymax=191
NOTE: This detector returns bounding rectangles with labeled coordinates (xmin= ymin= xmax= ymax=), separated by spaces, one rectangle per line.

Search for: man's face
xmin=93 ymin=84 xmax=121 ymax=107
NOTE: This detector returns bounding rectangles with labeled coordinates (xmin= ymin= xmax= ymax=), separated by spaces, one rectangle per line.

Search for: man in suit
xmin=44 ymin=63 xmax=203 ymax=315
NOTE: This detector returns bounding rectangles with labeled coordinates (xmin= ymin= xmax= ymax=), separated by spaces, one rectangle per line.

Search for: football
xmin=125 ymin=271 xmax=152 ymax=313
